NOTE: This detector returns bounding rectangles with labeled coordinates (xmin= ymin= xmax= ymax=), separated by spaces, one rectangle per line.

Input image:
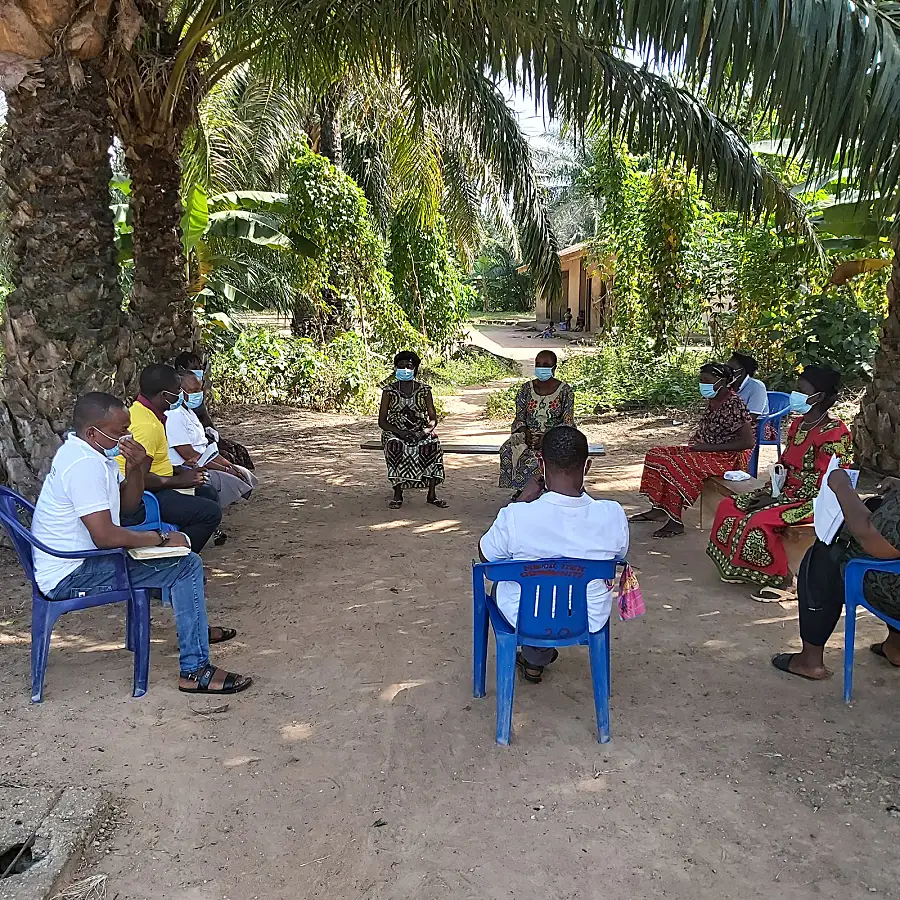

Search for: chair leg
xmin=843 ymin=599 xmax=857 ymax=704
xmin=748 ymin=445 xmax=759 ymax=479
xmin=125 ymin=599 xmax=134 ymax=652
xmin=605 ymin=629 xmax=611 ymax=700
xmin=31 ymin=599 xmax=59 ymax=704
xmin=494 ymin=634 xmax=518 ymax=745
xmin=588 ymin=626 xmax=611 ymax=743
xmin=131 ymin=591 xmax=151 ymax=698
xmin=473 ymin=595 xmax=488 ymax=699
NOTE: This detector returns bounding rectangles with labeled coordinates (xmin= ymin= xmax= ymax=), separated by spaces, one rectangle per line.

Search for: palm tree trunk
xmin=0 ymin=58 xmax=133 ymax=497
xmin=853 ymin=234 xmax=900 ymax=474
xmin=317 ymin=82 xmax=347 ymax=168
xmin=128 ymin=143 xmax=196 ymax=363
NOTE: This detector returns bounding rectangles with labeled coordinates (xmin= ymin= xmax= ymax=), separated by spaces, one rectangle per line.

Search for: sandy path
xmin=0 ymin=397 xmax=897 ymax=900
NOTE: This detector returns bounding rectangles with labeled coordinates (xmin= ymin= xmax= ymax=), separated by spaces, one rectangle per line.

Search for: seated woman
xmin=498 ymin=350 xmax=575 ymax=492
xmin=166 ymin=371 xmax=259 ymax=508
xmin=631 ymin=362 xmax=755 ymax=538
xmin=772 ymin=471 xmax=900 ymax=681
xmin=173 ymin=351 xmax=255 ymax=471
xmin=378 ymin=350 xmax=447 ymax=510
xmin=707 ymin=365 xmax=852 ymax=592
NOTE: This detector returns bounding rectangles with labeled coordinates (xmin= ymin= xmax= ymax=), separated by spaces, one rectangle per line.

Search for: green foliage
xmin=388 ymin=211 xmax=474 ymax=352
xmin=422 ymin=345 xmax=518 ymax=388
xmin=210 ymin=327 xmax=376 ymax=411
xmin=485 ymin=341 xmax=703 ymax=418
xmin=471 ymin=242 xmax=535 ymax=312
xmin=285 ymin=144 xmax=419 ymax=353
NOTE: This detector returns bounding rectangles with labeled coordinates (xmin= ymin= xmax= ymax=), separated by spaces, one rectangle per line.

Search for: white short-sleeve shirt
xmin=479 ymin=491 xmax=630 ymax=633
xmin=737 ymin=376 xmax=770 ymax=416
xmin=165 ymin=405 xmax=209 ymax=465
xmin=32 ymin=434 xmax=124 ymax=593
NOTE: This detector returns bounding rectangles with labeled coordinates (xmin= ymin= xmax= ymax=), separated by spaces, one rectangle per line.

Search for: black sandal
xmin=771 ymin=653 xmax=827 ymax=681
xmin=209 ymin=626 xmax=237 ymax=645
xmin=389 ymin=498 xmax=403 ymax=509
xmin=629 ymin=510 xmax=661 ymax=523
xmin=179 ymin=663 xmax=253 ymax=694
xmin=516 ymin=650 xmax=559 ymax=684
xmin=213 ymin=530 xmax=228 ymax=547
xmin=427 ymin=497 xmax=449 ymax=508
xmin=870 ymin=642 xmax=900 ymax=667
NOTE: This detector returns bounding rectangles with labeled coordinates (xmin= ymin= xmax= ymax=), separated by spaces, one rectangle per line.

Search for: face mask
xmin=699 ymin=382 xmax=718 ymax=399
xmin=164 ymin=392 xmax=184 ymax=411
xmin=185 ymin=391 xmax=204 ymax=409
xmin=395 ymin=368 xmax=415 ymax=382
xmin=190 ymin=369 xmax=204 ymax=381
xmin=93 ymin=428 xmax=124 ymax=459
xmin=534 ymin=367 xmax=554 ymax=382
xmin=789 ymin=390 xmax=818 ymax=414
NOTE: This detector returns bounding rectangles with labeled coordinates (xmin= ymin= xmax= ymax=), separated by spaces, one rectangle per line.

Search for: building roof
xmin=558 ymin=241 xmax=590 ymax=261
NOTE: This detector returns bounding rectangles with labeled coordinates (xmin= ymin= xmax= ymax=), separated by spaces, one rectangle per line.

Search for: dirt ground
xmin=1 ymin=384 xmax=898 ymax=900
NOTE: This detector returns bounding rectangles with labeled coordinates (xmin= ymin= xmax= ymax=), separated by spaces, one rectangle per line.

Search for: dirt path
xmin=0 ymin=394 xmax=897 ymax=900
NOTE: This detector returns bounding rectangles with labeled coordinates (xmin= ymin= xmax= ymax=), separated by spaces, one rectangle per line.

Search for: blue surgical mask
xmin=395 ymin=368 xmax=415 ymax=382
xmin=790 ymin=390 xmax=812 ymax=414
xmin=190 ymin=369 xmax=204 ymax=381
xmin=185 ymin=391 xmax=204 ymax=410
xmin=534 ymin=367 xmax=554 ymax=382
xmin=94 ymin=428 xmax=124 ymax=459
xmin=168 ymin=394 xmax=184 ymax=411
xmin=699 ymin=382 xmax=718 ymax=399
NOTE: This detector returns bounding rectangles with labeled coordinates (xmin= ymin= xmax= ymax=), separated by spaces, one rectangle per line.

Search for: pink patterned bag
xmin=615 ymin=564 xmax=645 ymax=620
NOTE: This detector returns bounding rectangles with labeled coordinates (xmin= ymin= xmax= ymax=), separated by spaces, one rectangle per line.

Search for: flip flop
xmin=389 ymin=499 xmax=403 ymax=509
xmin=652 ymin=523 xmax=684 ymax=539
xmin=752 ymin=587 xmax=796 ymax=603
xmin=771 ymin=653 xmax=827 ymax=681
xmin=209 ymin=626 xmax=237 ymax=645
xmin=629 ymin=511 xmax=661 ymax=523
xmin=427 ymin=498 xmax=449 ymax=508
xmin=870 ymin=642 xmax=900 ymax=667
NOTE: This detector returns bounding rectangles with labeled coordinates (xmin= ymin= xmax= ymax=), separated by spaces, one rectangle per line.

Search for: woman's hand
xmin=526 ymin=431 xmax=543 ymax=450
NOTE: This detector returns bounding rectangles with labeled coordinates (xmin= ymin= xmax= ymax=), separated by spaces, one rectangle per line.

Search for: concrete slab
xmin=0 ymin=785 xmax=104 ymax=900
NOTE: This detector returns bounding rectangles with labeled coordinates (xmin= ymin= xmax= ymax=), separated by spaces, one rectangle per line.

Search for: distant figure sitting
xmin=563 ymin=307 xmax=573 ymax=331
xmin=498 ymin=350 xmax=574 ymax=493
xmin=539 ymin=323 xmax=556 ymax=339
xmin=480 ymin=425 xmax=629 ymax=683
xmin=630 ymin=362 xmax=755 ymax=538
xmin=378 ymin=350 xmax=447 ymax=510
xmin=31 ymin=392 xmax=252 ymax=694
xmin=574 ymin=310 xmax=585 ymax=332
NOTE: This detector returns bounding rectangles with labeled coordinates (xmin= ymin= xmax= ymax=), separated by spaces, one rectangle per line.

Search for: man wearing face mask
xmin=31 ymin=392 xmax=252 ymax=694
xmin=165 ymin=371 xmax=258 ymax=507
xmin=480 ymin=425 xmax=629 ymax=683
xmin=498 ymin=350 xmax=575 ymax=494
xmin=120 ymin=365 xmax=223 ymax=551
xmin=727 ymin=351 xmax=770 ymax=419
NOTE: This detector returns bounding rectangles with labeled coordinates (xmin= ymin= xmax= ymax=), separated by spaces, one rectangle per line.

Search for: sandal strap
xmin=197 ymin=664 xmax=217 ymax=690
xmin=222 ymin=671 xmax=238 ymax=691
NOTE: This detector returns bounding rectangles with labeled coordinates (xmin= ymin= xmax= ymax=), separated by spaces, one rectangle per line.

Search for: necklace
xmin=798 ymin=410 xmax=829 ymax=433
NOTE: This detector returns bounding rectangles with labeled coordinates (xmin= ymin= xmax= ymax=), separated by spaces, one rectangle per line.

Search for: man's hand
xmin=166 ymin=531 xmax=191 ymax=548
xmin=828 ymin=468 xmax=853 ymax=492
xmin=171 ymin=468 xmax=208 ymax=489
xmin=119 ymin=436 xmax=147 ymax=471
xmin=517 ymin=472 xmax=545 ymax=503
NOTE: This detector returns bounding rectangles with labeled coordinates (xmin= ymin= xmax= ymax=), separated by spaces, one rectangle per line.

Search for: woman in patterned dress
xmin=498 ymin=350 xmax=575 ymax=492
xmin=707 ymin=366 xmax=852 ymax=590
xmin=630 ymin=362 xmax=756 ymax=538
xmin=772 ymin=471 xmax=900 ymax=681
xmin=378 ymin=350 xmax=447 ymax=510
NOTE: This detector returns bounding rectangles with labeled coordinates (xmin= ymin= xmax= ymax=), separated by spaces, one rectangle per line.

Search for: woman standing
xmin=707 ymin=366 xmax=852 ymax=592
xmin=378 ymin=350 xmax=447 ymax=510
xmin=498 ymin=350 xmax=575 ymax=491
xmin=631 ymin=362 xmax=755 ymax=538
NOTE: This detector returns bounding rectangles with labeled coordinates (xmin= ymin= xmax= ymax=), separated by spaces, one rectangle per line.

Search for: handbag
xmin=615 ymin=564 xmax=645 ymax=620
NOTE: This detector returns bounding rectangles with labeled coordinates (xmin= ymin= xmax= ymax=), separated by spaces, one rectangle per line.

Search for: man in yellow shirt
xmin=121 ymin=364 xmax=222 ymax=551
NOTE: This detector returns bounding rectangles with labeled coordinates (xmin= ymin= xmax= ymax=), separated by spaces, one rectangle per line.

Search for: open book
xmin=813 ymin=455 xmax=860 ymax=544
xmin=197 ymin=441 xmax=219 ymax=468
xmin=128 ymin=545 xmax=191 ymax=560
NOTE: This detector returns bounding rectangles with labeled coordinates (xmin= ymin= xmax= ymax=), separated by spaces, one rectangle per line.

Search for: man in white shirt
xmin=728 ymin=351 xmax=769 ymax=418
xmin=479 ymin=425 xmax=629 ymax=683
xmin=32 ymin=392 xmax=252 ymax=696
xmin=166 ymin=370 xmax=258 ymax=508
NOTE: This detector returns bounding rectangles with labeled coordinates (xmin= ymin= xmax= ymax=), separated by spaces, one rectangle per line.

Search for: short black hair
xmin=729 ymin=352 xmax=758 ymax=377
xmin=394 ymin=350 xmax=421 ymax=371
xmin=174 ymin=351 xmax=203 ymax=371
xmin=73 ymin=392 xmax=125 ymax=431
xmin=800 ymin=364 xmax=841 ymax=399
xmin=535 ymin=349 xmax=558 ymax=366
xmin=541 ymin=425 xmax=588 ymax=474
xmin=700 ymin=361 xmax=733 ymax=381
xmin=139 ymin=364 xmax=179 ymax=397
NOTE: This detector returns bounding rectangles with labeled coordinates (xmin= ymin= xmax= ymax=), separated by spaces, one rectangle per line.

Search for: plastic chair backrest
xmin=0 ymin=487 xmax=38 ymax=582
xmin=764 ymin=391 xmax=791 ymax=427
xmin=479 ymin=558 xmax=618 ymax=644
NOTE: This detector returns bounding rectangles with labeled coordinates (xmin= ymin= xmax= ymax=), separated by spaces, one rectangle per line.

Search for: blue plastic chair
xmin=0 ymin=487 xmax=151 ymax=703
xmin=473 ymin=557 xmax=623 ymax=745
xmin=131 ymin=491 xmax=177 ymax=533
xmin=842 ymin=557 xmax=900 ymax=703
xmin=747 ymin=391 xmax=792 ymax=477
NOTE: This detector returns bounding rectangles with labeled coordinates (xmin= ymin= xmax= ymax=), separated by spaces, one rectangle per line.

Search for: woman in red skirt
xmin=707 ymin=365 xmax=853 ymax=591
xmin=631 ymin=362 xmax=755 ymax=537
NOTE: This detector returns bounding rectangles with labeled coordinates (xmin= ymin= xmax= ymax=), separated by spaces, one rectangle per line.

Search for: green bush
xmin=210 ymin=326 xmax=377 ymax=412
xmin=422 ymin=346 xmax=518 ymax=389
xmin=485 ymin=341 xmax=704 ymax=419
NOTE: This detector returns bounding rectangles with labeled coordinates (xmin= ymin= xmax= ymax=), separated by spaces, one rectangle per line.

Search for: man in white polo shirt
xmin=31 ymin=392 xmax=252 ymax=696
xmin=728 ymin=351 xmax=770 ymax=418
xmin=479 ymin=425 xmax=629 ymax=683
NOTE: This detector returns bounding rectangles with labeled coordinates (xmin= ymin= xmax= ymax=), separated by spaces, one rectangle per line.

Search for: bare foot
xmin=772 ymin=653 xmax=830 ymax=681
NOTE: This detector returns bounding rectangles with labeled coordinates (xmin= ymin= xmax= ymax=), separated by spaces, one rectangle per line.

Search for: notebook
xmin=813 ymin=455 xmax=860 ymax=544
xmin=197 ymin=442 xmax=219 ymax=467
xmin=128 ymin=545 xmax=191 ymax=560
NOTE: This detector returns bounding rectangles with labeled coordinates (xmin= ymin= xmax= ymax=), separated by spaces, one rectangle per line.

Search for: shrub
xmin=422 ymin=346 xmax=518 ymax=389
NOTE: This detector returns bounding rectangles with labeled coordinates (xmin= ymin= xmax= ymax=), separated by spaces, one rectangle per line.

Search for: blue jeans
xmin=47 ymin=553 xmax=210 ymax=674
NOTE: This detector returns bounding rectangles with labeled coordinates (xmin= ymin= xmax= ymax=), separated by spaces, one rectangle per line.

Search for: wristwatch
xmin=156 ymin=529 xmax=171 ymax=547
